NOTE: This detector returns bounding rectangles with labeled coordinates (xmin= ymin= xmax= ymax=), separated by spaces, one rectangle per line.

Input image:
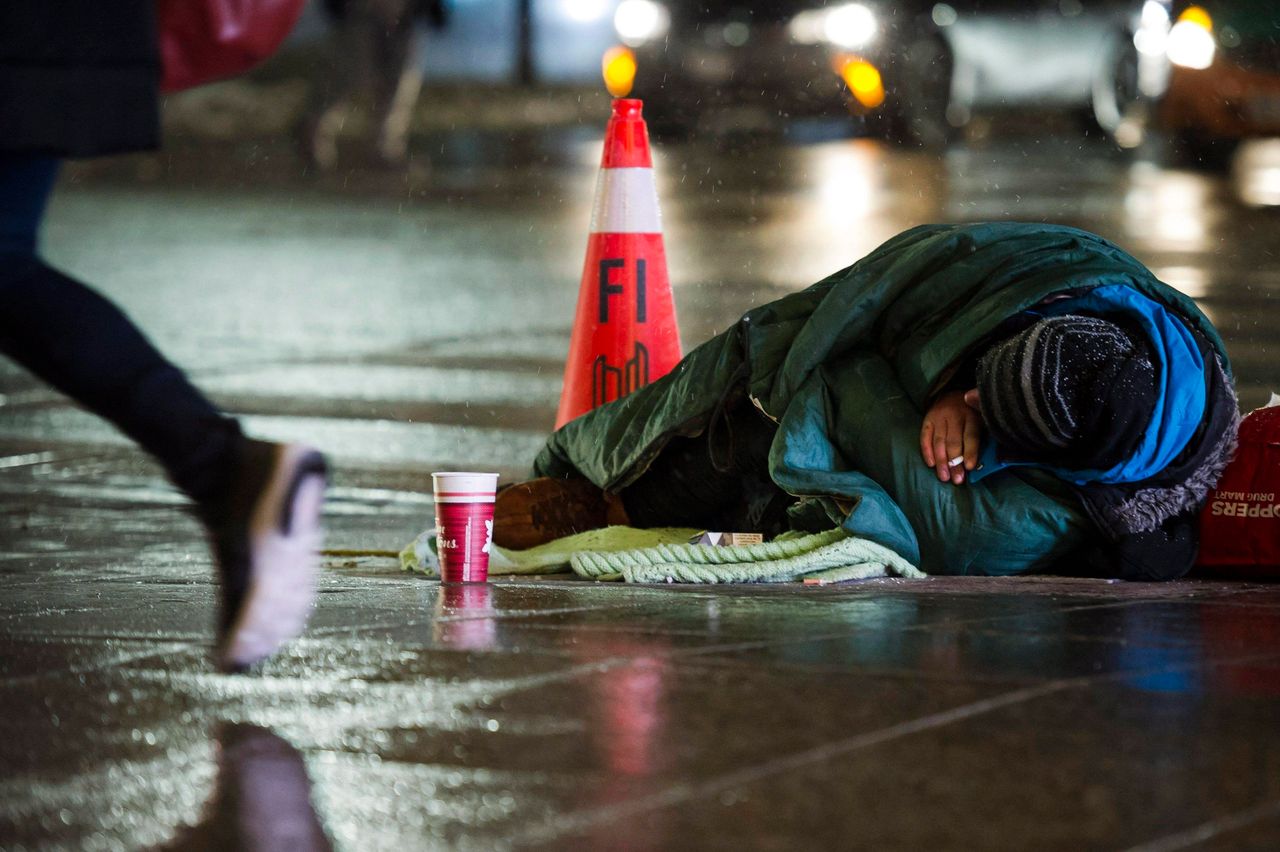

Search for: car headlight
xmin=614 ymin=0 xmax=670 ymax=47
xmin=1167 ymin=5 xmax=1215 ymax=69
xmin=789 ymin=3 xmax=877 ymax=51
xmin=1133 ymin=1 xmax=1170 ymax=57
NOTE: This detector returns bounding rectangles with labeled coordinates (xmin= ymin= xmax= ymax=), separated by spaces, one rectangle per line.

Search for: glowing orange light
xmin=839 ymin=58 xmax=885 ymax=109
xmin=602 ymin=46 xmax=637 ymax=98
xmin=1178 ymin=5 xmax=1212 ymax=31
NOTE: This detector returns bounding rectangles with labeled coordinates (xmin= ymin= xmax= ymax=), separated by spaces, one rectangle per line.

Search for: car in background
xmin=1156 ymin=1 xmax=1280 ymax=167
xmin=929 ymin=0 xmax=1173 ymax=147
xmin=602 ymin=0 xmax=916 ymax=135
xmin=601 ymin=0 xmax=1173 ymax=146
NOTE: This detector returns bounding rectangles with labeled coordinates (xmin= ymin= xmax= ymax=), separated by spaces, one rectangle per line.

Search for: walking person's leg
xmin=0 ymin=155 xmax=328 ymax=671
xmin=298 ymin=0 xmax=421 ymax=171
xmin=369 ymin=0 xmax=423 ymax=167
xmin=297 ymin=0 xmax=370 ymax=171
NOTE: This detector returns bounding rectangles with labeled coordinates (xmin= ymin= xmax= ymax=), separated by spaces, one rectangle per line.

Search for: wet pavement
xmin=4 ymin=87 xmax=1280 ymax=848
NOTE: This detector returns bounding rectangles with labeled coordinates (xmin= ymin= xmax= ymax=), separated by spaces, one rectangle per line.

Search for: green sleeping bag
xmin=533 ymin=223 xmax=1227 ymax=575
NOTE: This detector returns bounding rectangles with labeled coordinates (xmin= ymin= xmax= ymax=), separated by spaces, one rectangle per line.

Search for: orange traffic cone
xmin=555 ymin=98 xmax=682 ymax=428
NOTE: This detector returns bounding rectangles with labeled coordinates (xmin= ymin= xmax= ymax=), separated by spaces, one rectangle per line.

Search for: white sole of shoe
xmin=220 ymin=444 xmax=327 ymax=671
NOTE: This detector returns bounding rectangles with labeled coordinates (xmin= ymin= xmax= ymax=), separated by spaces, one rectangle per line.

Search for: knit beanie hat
xmin=975 ymin=315 xmax=1159 ymax=471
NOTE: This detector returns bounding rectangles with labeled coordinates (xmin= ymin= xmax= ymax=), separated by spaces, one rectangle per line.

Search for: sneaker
xmin=491 ymin=476 xmax=624 ymax=550
xmin=204 ymin=440 xmax=328 ymax=672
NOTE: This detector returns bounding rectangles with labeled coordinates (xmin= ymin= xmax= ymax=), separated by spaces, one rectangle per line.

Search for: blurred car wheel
xmin=1091 ymin=31 xmax=1149 ymax=148
xmin=877 ymin=37 xmax=958 ymax=149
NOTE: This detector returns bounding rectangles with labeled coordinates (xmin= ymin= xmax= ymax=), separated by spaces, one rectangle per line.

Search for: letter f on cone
xmin=555 ymin=99 xmax=682 ymax=428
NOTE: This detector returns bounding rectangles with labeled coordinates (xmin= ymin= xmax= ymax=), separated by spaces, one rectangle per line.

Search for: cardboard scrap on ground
xmin=689 ymin=531 xmax=764 ymax=547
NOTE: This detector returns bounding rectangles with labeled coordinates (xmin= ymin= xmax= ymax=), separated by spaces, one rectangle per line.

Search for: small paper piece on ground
xmin=689 ymin=531 xmax=764 ymax=547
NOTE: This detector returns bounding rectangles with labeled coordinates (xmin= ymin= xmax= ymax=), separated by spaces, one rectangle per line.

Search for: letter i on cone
xmin=555 ymin=98 xmax=682 ymax=428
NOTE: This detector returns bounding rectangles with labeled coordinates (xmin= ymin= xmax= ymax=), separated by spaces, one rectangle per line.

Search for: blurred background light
xmin=809 ymin=142 xmax=879 ymax=233
xmin=839 ymin=58 xmax=885 ymax=109
xmin=1234 ymin=140 xmax=1280 ymax=207
xmin=823 ymin=3 xmax=877 ymax=50
xmin=789 ymin=3 xmax=876 ymax=49
xmin=931 ymin=3 xmax=958 ymax=28
xmin=788 ymin=10 xmax=822 ymax=43
xmin=615 ymin=0 xmax=670 ymax=46
xmin=1124 ymin=165 xmax=1211 ymax=251
xmin=1153 ymin=266 xmax=1209 ymax=299
xmin=1178 ymin=5 xmax=1213 ymax=30
xmin=1134 ymin=0 xmax=1170 ymax=57
xmin=723 ymin=22 xmax=750 ymax=47
xmin=561 ymin=0 xmax=610 ymax=23
xmin=602 ymin=45 xmax=637 ymax=97
xmin=1141 ymin=0 xmax=1170 ymax=29
xmin=1168 ymin=7 xmax=1215 ymax=69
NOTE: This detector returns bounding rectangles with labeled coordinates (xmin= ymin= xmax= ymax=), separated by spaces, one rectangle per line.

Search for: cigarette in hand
xmin=948 ymin=455 xmax=965 ymax=468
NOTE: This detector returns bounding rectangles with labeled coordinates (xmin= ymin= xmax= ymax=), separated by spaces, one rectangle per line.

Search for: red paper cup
xmin=432 ymin=472 xmax=499 ymax=583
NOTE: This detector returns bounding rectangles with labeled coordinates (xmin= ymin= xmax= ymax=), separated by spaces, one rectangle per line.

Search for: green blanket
xmin=400 ymin=526 xmax=924 ymax=584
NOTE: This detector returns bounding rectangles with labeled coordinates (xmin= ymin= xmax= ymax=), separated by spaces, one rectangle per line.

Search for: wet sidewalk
xmin=4 ymin=455 xmax=1280 ymax=850
xmin=5 ymin=88 xmax=1280 ymax=847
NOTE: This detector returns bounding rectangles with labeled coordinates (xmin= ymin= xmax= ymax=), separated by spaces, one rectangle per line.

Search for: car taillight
xmin=835 ymin=56 xmax=885 ymax=109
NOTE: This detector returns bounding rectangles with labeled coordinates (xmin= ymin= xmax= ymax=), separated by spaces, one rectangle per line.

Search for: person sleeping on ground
xmin=492 ymin=222 xmax=1239 ymax=581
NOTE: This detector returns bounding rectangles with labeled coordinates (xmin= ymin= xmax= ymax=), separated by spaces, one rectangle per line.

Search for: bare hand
xmin=920 ymin=389 xmax=983 ymax=485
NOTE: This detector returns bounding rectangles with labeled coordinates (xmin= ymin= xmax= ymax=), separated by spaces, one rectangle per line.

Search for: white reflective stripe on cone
xmin=589 ymin=167 xmax=663 ymax=234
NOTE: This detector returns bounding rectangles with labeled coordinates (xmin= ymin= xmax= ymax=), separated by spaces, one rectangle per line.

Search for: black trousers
xmin=620 ymin=395 xmax=793 ymax=536
xmin=0 ymin=155 xmax=240 ymax=505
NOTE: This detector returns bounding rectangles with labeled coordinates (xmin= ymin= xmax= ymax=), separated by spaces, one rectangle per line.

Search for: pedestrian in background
xmin=0 ymin=2 xmax=328 ymax=671
xmin=298 ymin=0 xmax=450 ymax=170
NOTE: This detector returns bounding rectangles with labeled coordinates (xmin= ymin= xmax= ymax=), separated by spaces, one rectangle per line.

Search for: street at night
xmin=5 ymin=61 xmax=1280 ymax=851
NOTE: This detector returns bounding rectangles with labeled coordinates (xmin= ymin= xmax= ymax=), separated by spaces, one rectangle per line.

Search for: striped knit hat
xmin=975 ymin=315 xmax=1158 ymax=470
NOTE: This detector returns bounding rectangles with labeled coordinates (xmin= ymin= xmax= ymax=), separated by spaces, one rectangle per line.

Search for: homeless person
xmin=493 ymin=223 xmax=1239 ymax=581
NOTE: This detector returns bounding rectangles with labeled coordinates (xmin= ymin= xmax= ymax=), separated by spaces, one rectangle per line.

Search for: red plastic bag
xmin=157 ymin=0 xmax=306 ymax=93
xmin=1196 ymin=399 xmax=1280 ymax=574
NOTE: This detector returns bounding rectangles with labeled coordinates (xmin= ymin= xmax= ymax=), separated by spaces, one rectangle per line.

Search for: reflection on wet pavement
xmin=433 ymin=583 xmax=499 ymax=651
xmin=5 ymin=570 xmax=1280 ymax=848
xmin=162 ymin=724 xmax=331 ymax=852
xmin=3 ymin=126 xmax=1280 ymax=847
